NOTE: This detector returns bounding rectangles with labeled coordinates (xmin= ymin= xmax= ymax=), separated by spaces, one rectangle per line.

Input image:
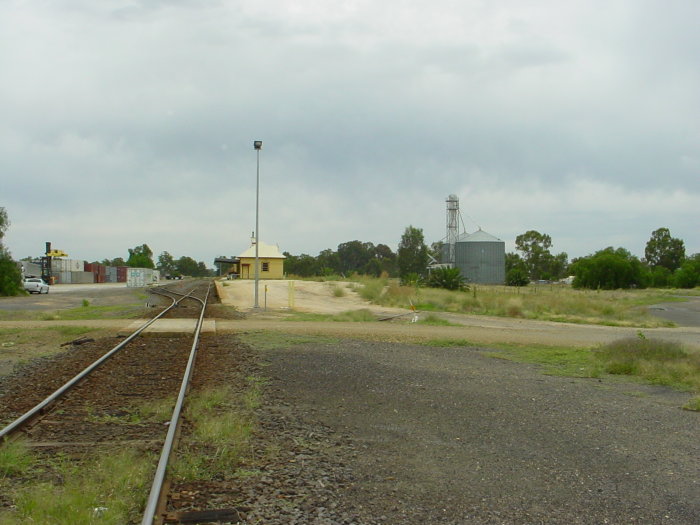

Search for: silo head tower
xmin=446 ymin=194 xmax=459 ymax=265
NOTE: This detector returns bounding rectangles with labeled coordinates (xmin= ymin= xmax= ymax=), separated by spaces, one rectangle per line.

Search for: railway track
xmin=0 ymin=280 xmax=215 ymax=524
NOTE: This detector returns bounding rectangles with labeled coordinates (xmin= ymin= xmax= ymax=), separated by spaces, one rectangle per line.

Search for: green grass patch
xmin=38 ymin=304 xmax=144 ymax=321
xmin=171 ymin=379 xmax=265 ymax=481
xmin=285 ymin=309 xmax=377 ymax=323
xmin=0 ymin=449 xmax=152 ymax=524
xmin=416 ymin=314 xmax=461 ymax=327
xmin=1 ymin=326 xmax=112 ymax=377
xmin=683 ymin=396 xmax=700 ymax=411
xmin=330 ymin=284 xmax=346 ymax=297
xmin=420 ymin=336 xmax=700 ymax=406
xmin=594 ymin=337 xmax=700 ymax=392
xmin=484 ymin=344 xmax=602 ymax=377
xmin=422 ymin=338 xmax=477 ymax=348
xmin=0 ymin=439 xmax=35 ymax=477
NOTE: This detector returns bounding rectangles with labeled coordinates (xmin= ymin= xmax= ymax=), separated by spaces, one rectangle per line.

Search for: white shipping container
xmin=52 ymin=259 xmax=84 ymax=272
xmin=21 ymin=261 xmax=42 ymax=278
xmin=58 ymin=271 xmax=72 ymax=284
xmin=127 ymin=268 xmax=146 ymax=287
xmin=52 ymin=258 xmax=68 ymax=272
xmin=127 ymin=268 xmax=160 ymax=287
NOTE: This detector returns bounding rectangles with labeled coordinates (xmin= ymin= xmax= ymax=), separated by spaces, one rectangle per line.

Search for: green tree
xmin=101 ymin=257 xmax=126 ymax=267
xmin=283 ymin=252 xmax=319 ymax=277
xmin=126 ymin=244 xmax=155 ymax=269
xmin=673 ymin=254 xmax=700 ymax=288
xmin=648 ymin=266 xmax=672 ymax=288
xmin=373 ymin=243 xmax=397 ymax=277
xmin=196 ymin=261 xmax=212 ymax=277
xmin=337 ymin=240 xmax=375 ymax=275
xmin=515 ymin=230 xmax=552 ymax=280
xmin=157 ymin=251 xmax=177 ymax=276
xmin=514 ymin=230 xmax=568 ymax=280
xmin=0 ymin=207 xmax=24 ymax=296
xmin=175 ymin=256 xmax=200 ymax=276
xmin=505 ymin=252 xmax=526 ymax=274
xmin=571 ymin=247 xmax=646 ymax=289
xmin=397 ymin=225 xmax=429 ymax=279
xmin=645 ymin=228 xmax=685 ymax=271
xmin=0 ymin=208 xmax=8 ymax=241
xmin=316 ymin=249 xmax=340 ymax=276
xmin=506 ymin=268 xmax=529 ymax=287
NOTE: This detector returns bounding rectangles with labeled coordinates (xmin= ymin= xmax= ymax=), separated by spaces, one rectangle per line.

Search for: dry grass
xmin=358 ymin=279 xmax=680 ymax=327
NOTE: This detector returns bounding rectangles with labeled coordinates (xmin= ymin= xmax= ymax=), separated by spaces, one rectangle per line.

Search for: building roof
xmin=456 ymin=228 xmax=503 ymax=243
xmin=238 ymin=241 xmax=286 ymax=259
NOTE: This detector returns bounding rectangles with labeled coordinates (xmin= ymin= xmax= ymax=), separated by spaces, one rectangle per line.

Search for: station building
xmin=227 ymin=241 xmax=285 ymax=280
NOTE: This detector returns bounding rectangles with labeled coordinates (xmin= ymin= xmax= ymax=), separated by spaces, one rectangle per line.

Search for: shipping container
xmin=70 ymin=271 xmax=95 ymax=284
xmin=57 ymin=271 xmax=72 ymax=284
xmin=126 ymin=268 xmax=160 ymax=287
xmin=105 ymin=266 xmax=118 ymax=283
xmin=84 ymin=263 xmax=107 ymax=283
xmin=20 ymin=261 xmax=42 ymax=278
xmin=52 ymin=259 xmax=84 ymax=272
xmin=117 ymin=266 xmax=128 ymax=283
xmin=52 ymin=259 xmax=68 ymax=272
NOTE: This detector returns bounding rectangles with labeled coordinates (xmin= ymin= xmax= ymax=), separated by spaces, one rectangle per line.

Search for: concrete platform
xmin=119 ymin=319 xmax=216 ymax=336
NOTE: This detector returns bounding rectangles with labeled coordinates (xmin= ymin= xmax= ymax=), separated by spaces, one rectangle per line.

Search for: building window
xmin=262 ymin=262 xmax=270 ymax=272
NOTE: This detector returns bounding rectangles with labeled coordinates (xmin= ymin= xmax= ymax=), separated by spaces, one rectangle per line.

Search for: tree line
xmin=0 ymin=203 xmax=697 ymax=296
xmin=283 ymin=226 xmax=432 ymax=281
xmin=99 ymin=244 xmax=214 ymax=278
xmin=506 ymin=227 xmax=699 ymax=290
xmin=284 ymin=225 xmax=699 ymax=291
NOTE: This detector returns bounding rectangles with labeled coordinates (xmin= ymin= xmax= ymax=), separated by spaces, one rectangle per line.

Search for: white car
xmin=24 ymin=278 xmax=49 ymax=294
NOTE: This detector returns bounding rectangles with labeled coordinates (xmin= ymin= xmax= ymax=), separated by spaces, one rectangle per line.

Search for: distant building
xmin=436 ymin=195 xmax=505 ymax=285
xmin=228 ymin=241 xmax=285 ymax=279
xmin=453 ymin=229 xmax=505 ymax=285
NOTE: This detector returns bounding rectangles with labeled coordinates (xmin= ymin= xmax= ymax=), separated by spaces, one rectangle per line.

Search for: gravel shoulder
xmin=261 ymin=339 xmax=699 ymax=524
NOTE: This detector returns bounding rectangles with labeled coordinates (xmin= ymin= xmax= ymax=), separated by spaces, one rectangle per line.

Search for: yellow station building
xmin=229 ymin=241 xmax=285 ymax=279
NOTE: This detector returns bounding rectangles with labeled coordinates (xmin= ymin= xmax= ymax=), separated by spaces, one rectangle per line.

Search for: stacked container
xmin=84 ymin=263 xmax=107 ymax=283
xmin=106 ymin=266 xmax=118 ymax=283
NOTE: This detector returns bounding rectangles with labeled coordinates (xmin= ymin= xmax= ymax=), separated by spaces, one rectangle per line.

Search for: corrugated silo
xmin=454 ymin=229 xmax=505 ymax=284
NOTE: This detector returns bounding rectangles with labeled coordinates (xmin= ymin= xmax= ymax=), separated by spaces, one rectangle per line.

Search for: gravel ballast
xmin=257 ymin=339 xmax=699 ymax=524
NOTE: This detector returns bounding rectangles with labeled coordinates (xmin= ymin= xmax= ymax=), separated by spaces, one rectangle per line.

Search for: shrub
xmin=506 ymin=268 xmax=529 ymax=287
xmin=505 ymin=298 xmax=524 ymax=317
xmin=0 ymin=249 xmax=23 ymax=296
xmin=427 ymin=267 xmax=467 ymax=291
xmin=400 ymin=272 xmax=423 ymax=286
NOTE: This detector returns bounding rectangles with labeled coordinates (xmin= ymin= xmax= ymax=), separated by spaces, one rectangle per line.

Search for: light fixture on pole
xmin=253 ymin=140 xmax=262 ymax=309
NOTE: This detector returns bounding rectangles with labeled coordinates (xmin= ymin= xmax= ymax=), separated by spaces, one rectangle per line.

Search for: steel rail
xmin=141 ymin=282 xmax=211 ymax=525
xmin=0 ymin=285 xmax=193 ymax=441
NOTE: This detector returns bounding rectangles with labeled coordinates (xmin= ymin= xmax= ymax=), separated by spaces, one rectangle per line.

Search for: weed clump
xmin=594 ymin=338 xmax=700 ymax=392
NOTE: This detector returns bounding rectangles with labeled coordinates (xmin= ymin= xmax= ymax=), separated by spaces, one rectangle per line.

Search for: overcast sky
xmin=2 ymin=0 xmax=698 ymax=266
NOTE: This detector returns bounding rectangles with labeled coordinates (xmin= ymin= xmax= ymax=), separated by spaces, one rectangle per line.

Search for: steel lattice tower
xmin=446 ymin=194 xmax=459 ymax=265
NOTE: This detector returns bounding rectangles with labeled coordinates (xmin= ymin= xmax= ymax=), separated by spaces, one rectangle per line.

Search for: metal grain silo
xmin=454 ymin=229 xmax=505 ymax=284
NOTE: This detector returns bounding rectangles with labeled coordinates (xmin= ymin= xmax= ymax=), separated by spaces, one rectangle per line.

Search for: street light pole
xmin=253 ymin=140 xmax=262 ymax=309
